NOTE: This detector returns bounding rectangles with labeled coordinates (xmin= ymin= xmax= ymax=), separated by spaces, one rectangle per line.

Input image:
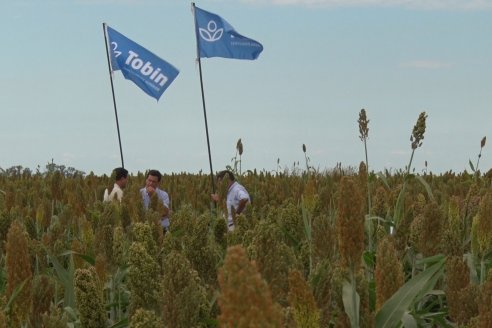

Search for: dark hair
xmin=114 ymin=167 xmax=128 ymax=181
xmin=216 ymin=170 xmax=235 ymax=181
xmin=147 ymin=169 xmax=162 ymax=182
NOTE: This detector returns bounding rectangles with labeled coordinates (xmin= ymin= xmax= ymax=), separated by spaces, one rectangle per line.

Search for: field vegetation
xmin=1 ymin=111 xmax=492 ymax=327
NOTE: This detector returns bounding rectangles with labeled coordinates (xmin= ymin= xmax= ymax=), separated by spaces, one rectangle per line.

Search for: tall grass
xmin=1 ymin=111 xmax=491 ymax=327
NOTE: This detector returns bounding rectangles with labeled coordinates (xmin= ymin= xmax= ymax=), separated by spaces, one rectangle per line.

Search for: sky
xmin=1 ymin=0 xmax=492 ymax=176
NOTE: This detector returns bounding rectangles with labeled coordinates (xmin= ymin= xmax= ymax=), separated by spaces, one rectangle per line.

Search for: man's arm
xmin=103 ymin=188 xmax=109 ymax=202
xmin=236 ymin=198 xmax=248 ymax=215
xmin=161 ymin=205 xmax=170 ymax=217
xmin=161 ymin=191 xmax=171 ymax=217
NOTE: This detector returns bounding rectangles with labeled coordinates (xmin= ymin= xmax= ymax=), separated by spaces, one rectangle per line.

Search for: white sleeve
xmin=103 ymin=189 xmax=109 ymax=202
xmin=237 ymin=188 xmax=250 ymax=202
xmin=162 ymin=192 xmax=170 ymax=208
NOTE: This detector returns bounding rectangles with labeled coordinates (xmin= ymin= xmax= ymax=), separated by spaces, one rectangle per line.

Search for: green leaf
xmin=112 ymin=266 xmax=129 ymax=286
xmin=60 ymin=250 xmax=95 ymax=266
xmin=417 ymin=311 xmax=453 ymax=328
xmin=301 ymin=196 xmax=313 ymax=274
xmin=469 ymin=159 xmax=475 ymax=172
xmin=425 ymin=290 xmax=445 ymax=296
xmin=363 ymin=250 xmax=376 ymax=268
xmin=376 ymin=172 xmax=390 ymax=189
xmin=415 ymin=265 xmax=445 ymax=306
xmin=464 ymin=253 xmax=479 ymax=284
xmin=105 ymin=301 xmax=130 ymax=310
xmin=393 ymin=183 xmax=407 ymax=229
xmin=415 ymin=175 xmax=434 ymax=201
xmin=368 ymin=280 xmax=377 ymax=313
xmin=342 ymin=278 xmax=360 ymax=328
xmin=415 ymin=254 xmax=445 ymax=266
xmin=48 ymin=252 xmax=76 ymax=308
xmin=4 ymin=278 xmax=28 ymax=312
xmin=208 ymin=290 xmax=219 ymax=309
xmin=366 ymin=215 xmax=389 ymax=224
xmin=0 ymin=267 xmax=5 ymax=295
xmin=365 ymin=213 xmax=375 ymax=251
xmin=109 ymin=318 xmax=129 ymax=328
xmin=280 ymin=226 xmax=301 ymax=249
xmin=301 ymin=198 xmax=312 ymax=241
xmin=64 ymin=306 xmax=78 ymax=321
xmin=401 ymin=311 xmax=417 ymax=328
xmin=375 ymin=257 xmax=445 ymax=328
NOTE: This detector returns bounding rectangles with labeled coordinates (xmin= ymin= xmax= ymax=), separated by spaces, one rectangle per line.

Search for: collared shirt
xmin=226 ymin=181 xmax=250 ymax=223
xmin=103 ymin=183 xmax=124 ymax=202
xmin=140 ymin=187 xmax=170 ymax=229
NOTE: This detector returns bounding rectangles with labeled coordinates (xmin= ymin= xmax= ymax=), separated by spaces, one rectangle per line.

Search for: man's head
xmin=145 ymin=169 xmax=162 ymax=189
xmin=113 ymin=167 xmax=129 ymax=188
xmin=216 ymin=170 xmax=235 ymax=184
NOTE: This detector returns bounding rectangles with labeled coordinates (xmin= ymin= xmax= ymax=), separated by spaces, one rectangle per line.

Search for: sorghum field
xmin=1 ymin=112 xmax=492 ymax=328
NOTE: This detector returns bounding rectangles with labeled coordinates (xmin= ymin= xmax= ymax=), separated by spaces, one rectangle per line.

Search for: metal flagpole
xmin=102 ymin=22 xmax=125 ymax=168
xmin=192 ymin=3 xmax=216 ymax=195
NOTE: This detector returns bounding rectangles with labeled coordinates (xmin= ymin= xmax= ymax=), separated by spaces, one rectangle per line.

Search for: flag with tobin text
xmin=106 ymin=25 xmax=179 ymax=101
xmin=194 ymin=6 xmax=263 ymax=60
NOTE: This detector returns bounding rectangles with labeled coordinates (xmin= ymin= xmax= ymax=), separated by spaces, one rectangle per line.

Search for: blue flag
xmin=106 ymin=25 xmax=179 ymax=101
xmin=194 ymin=6 xmax=263 ymax=60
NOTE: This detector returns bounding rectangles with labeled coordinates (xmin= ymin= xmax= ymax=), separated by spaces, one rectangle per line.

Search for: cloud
xmin=62 ymin=152 xmax=77 ymax=160
xmin=400 ymin=60 xmax=452 ymax=69
xmin=61 ymin=152 xmax=78 ymax=165
xmin=241 ymin=0 xmax=492 ymax=10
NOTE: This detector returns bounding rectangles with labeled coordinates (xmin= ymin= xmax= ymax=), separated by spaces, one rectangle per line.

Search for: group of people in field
xmin=103 ymin=167 xmax=250 ymax=232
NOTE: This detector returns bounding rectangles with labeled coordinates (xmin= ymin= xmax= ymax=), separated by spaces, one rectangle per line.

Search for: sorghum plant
xmin=74 ymin=267 xmax=107 ymax=328
xmin=445 ymin=256 xmax=479 ymax=325
xmin=218 ymin=245 xmax=283 ymax=327
xmin=128 ymin=242 xmax=161 ymax=316
xmin=249 ymin=220 xmax=300 ymax=305
xmin=358 ymin=109 xmax=372 ymax=217
xmin=472 ymin=191 xmax=492 ymax=283
xmin=375 ymin=236 xmax=404 ymax=310
xmin=336 ymin=176 xmax=364 ymax=269
xmin=161 ymin=250 xmax=210 ymax=327
xmin=6 ymin=220 xmax=32 ymax=326
xmin=288 ymin=269 xmax=320 ymax=327
xmin=130 ymin=308 xmax=163 ymax=328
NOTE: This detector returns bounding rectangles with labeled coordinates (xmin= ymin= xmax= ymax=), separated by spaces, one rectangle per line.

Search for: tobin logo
xmin=112 ymin=40 xmax=168 ymax=88
xmin=125 ymin=51 xmax=168 ymax=87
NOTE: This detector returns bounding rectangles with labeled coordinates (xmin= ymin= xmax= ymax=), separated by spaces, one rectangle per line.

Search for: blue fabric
xmin=194 ymin=6 xmax=263 ymax=60
xmin=106 ymin=25 xmax=179 ymax=101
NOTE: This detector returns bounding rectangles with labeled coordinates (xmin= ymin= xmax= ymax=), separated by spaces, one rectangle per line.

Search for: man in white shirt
xmin=211 ymin=170 xmax=250 ymax=231
xmin=140 ymin=169 xmax=171 ymax=230
xmin=103 ymin=167 xmax=129 ymax=202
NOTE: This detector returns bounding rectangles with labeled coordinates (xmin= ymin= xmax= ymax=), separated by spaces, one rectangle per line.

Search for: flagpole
xmin=102 ymin=22 xmax=125 ymax=169
xmin=192 ymin=3 xmax=216 ymax=195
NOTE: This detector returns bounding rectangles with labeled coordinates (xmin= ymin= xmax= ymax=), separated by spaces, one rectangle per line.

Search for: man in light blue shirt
xmin=140 ymin=169 xmax=170 ymax=230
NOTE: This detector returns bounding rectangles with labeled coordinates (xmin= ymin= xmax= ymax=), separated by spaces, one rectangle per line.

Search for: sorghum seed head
xmin=411 ymin=112 xmax=427 ymax=150
xmin=236 ymin=138 xmax=243 ymax=156
xmin=358 ymin=108 xmax=369 ymax=141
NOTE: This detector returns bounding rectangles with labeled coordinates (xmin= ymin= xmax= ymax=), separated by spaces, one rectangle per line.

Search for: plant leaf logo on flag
xmin=194 ymin=6 xmax=263 ymax=60
xmin=106 ymin=25 xmax=179 ymax=101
